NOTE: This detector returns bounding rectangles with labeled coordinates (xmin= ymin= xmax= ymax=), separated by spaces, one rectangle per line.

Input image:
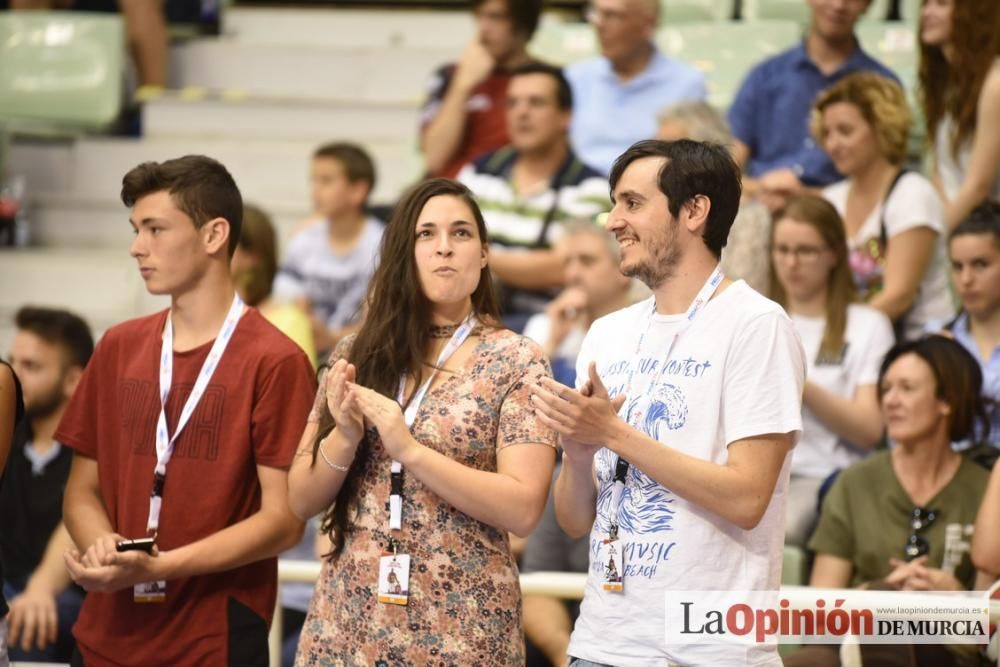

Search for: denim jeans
xmin=569 ymin=658 xmax=616 ymax=667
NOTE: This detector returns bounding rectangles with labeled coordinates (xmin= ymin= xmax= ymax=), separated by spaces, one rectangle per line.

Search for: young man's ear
xmin=202 ymin=217 xmax=232 ymax=257
xmin=681 ymin=195 xmax=711 ymax=234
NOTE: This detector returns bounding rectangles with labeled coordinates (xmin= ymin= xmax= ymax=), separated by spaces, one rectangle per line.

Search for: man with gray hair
xmin=566 ymin=0 xmax=706 ymax=175
xmin=656 ymin=101 xmax=772 ymax=293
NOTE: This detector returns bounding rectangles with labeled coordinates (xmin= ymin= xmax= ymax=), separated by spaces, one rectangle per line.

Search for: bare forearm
xmin=972 ymin=466 xmax=1000 ymax=576
xmin=490 ymin=250 xmax=565 ymax=291
xmin=946 ymin=185 xmax=991 ymax=231
xmin=867 ymin=288 xmax=915 ymax=322
xmin=27 ymin=523 xmax=75 ymax=593
xmin=553 ymin=454 xmax=597 ymax=539
xmin=401 ymin=441 xmax=552 ymax=537
xmin=422 ymin=85 xmax=473 ymax=175
xmin=160 ymin=508 xmax=304 ymax=580
xmin=802 ymin=382 xmax=882 ymax=449
xmin=64 ymin=485 xmax=116 ymax=552
xmin=608 ymin=421 xmax=787 ymax=530
xmin=288 ymin=427 xmax=356 ymax=520
xmin=523 ymin=595 xmax=572 ymax=664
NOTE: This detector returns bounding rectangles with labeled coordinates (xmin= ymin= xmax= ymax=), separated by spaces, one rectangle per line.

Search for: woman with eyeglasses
xmin=813 ymin=72 xmax=953 ymax=340
xmin=767 ymin=195 xmax=896 ymax=548
xmin=787 ymin=336 xmax=992 ymax=667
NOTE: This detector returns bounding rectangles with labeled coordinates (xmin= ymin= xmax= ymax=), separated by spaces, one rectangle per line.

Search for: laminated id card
xmin=377 ymin=553 xmax=410 ymax=605
xmin=134 ymin=580 xmax=166 ymax=603
xmin=598 ymin=538 xmax=624 ymax=592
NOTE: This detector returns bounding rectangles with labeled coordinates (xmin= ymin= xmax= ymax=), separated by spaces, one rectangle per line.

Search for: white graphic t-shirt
xmin=567 ymin=281 xmax=806 ymax=667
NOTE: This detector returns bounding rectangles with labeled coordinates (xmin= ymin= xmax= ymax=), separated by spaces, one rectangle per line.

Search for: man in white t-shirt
xmin=531 ymin=139 xmax=806 ymax=666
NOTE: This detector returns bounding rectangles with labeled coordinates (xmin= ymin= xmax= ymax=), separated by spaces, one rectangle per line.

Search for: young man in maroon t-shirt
xmin=419 ymin=0 xmax=543 ymax=179
xmin=55 ymin=155 xmax=317 ymax=666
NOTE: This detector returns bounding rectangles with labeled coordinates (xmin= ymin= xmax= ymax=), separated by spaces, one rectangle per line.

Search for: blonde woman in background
xmin=813 ymin=72 xmax=952 ymax=339
xmin=232 ymin=205 xmax=316 ymax=365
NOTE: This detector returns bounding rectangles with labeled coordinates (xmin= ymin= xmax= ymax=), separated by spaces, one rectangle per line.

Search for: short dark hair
xmin=312 ymin=142 xmax=377 ymax=203
xmin=473 ymin=0 xmax=542 ymax=40
xmin=121 ymin=155 xmax=243 ymax=257
xmin=608 ymin=139 xmax=742 ymax=258
xmin=877 ymin=336 xmax=989 ymax=443
xmin=510 ymin=62 xmax=573 ymax=111
xmin=950 ymin=200 xmax=1000 ymax=246
xmin=15 ymin=306 xmax=94 ymax=369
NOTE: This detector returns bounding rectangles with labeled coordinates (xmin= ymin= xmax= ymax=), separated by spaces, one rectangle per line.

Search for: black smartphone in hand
xmin=116 ymin=537 xmax=156 ymax=554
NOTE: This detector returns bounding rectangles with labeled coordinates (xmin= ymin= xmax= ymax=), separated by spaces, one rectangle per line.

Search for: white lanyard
xmin=609 ymin=265 xmax=724 ymax=537
xmin=147 ymin=294 xmax=244 ymax=537
xmin=388 ymin=314 xmax=477 ymax=531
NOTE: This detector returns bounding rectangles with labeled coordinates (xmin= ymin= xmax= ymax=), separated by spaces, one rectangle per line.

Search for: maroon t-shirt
xmin=55 ymin=308 xmax=317 ymax=666
xmin=420 ymin=63 xmax=512 ymax=179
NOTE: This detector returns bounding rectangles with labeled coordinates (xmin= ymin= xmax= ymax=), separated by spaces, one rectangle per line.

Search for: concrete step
xmin=0 ymin=247 xmax=170 ymax=353
xmin=25 ymin=192 xmax=310 ymax=250
xmin=169 ymin=39 xmax=452 ymax=103
xmin=10 ymin=136 xmax=421 ymax=207
xmin=220 ymin=6 xmax=475 ymax=49
xmin=142 ymin=94 xmax=421 ymax=143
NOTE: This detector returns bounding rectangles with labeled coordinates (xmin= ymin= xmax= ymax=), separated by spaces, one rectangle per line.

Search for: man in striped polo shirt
xmin=458 ymin=62 xmax=610 ymax=330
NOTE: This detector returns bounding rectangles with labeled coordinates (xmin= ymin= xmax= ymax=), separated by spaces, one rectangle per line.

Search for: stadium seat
xmin=782 ymin=544 xmax=807 ymax=586
xmin=655 ymin=20 xmax=801 ymax=108
xmin=529 ymin=22 xmax=598 ymax=66
xmin=0 ymin=11 xmax=125 ymax=132
xmin=743 ymin=0 xmax=890 ymax=23
xmin=659 ymin=0 xmax=733 ymax=23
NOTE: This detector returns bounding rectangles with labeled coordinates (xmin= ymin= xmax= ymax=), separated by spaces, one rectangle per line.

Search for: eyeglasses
xmin=770 ymin=244 xmax=828 ymax=263
xmin=903 ymin=507 xmax=937 ymax=560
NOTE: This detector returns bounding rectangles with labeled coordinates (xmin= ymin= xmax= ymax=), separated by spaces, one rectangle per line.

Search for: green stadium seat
xmin=0 ymin=11 xmax=125 ymax=132
xmin=529 ymin=22 xmax=598 ymax=67
xmin=655 ymin=20 xmax=801 ymax=108
xmin=782 ymin=544 xmax=807 ymax=586
xmin=744 ymin=0 xmax=890 ymax=24
xmin=659 ymin=0 xmax=733 ymax=23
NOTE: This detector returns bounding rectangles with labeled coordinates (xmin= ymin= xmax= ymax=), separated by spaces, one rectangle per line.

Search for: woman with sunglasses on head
xmin=767 ymin=195 xmax=895 ymax=548
xmin=286 ymin=178 xmax=557 ymax=666
xmin=787 ymin=336 xmax=992 ymax=667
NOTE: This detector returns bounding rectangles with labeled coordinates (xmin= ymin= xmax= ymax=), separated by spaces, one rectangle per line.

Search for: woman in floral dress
xmin=288 ymin=178 xmax=557 ymax=666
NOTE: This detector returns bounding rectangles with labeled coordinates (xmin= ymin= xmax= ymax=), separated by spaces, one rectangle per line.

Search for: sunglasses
xmin=904 ymin=507 xmax=937 ymax=560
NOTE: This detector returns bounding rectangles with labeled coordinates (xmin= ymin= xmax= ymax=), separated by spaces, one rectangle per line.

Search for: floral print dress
xmin=295 ymin=327 xmax=557 ymax=667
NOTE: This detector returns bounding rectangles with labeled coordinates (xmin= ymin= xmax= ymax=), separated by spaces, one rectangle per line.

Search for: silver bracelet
xmin=318 ymin=438 xmax=351 ymax=472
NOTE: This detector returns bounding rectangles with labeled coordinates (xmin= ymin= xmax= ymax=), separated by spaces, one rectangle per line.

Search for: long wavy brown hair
xmin=918 ymin=0 xmax=1000 ymax=160
xmin=313 ymin=178 xmax=502 ymax=557
xmin=768 ymin=195 xmax=857 ymax=364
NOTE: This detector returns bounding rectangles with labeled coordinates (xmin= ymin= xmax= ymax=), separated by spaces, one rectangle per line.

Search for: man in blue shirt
xmin=728 ymin=0 xmax=896 ymax=211
xmin=566 ymin=0 xmax=706 ymax=175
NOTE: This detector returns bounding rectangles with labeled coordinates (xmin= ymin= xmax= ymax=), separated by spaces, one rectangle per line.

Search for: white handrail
xmin=269 ymin=560 xmax=1000 ymax=667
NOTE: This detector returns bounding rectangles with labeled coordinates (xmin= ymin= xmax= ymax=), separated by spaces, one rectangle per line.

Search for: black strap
xmin=534 ymin=155 xmax=586 ymax=248
xmin=878 ymin=169 xmax=910 ymax=249
xmin=613 ymin=457 xmax=630 ymax=483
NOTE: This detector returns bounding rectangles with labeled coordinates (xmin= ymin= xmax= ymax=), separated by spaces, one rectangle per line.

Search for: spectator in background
xmin=656 ymin=101 xmax=772 ymax=293
xmin=1 ymin=307 xmax=92 ymax=663
xmin=7 ymin=0 xmax=168 ymax=90
xmin=729 ymin=0 xmax=895 ymax=211
xmin=458 ymin=63 xmax=609 ymax=328
xmin=566 ymin=0 xmax=706 ymax=175
xmin=420 ymin=0 xmax=542 ymax=178
xmin=273 ymin=143 xmax=383 ymax=357
xmin=233 ymin=205 xmax=316 ymax=365
xmin=767 ymin=196 xmax=894 ymax=547
xmin=942 ymin=202 xmax=1000 ymax=449
xmin=787 ymin=336 xmax=992 ymax=667
xmin=522 ymin=221 xmax=636 ymax=387
xmin=972 ymin=464 xmax=1000 ymax=578
xmin=0 ymin=357 xmax=23 ymax=665
xmin=814 ymin=72 xmax=952 ymax=340
xmin=919 ymin=0 xmax=1000 ymax=231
